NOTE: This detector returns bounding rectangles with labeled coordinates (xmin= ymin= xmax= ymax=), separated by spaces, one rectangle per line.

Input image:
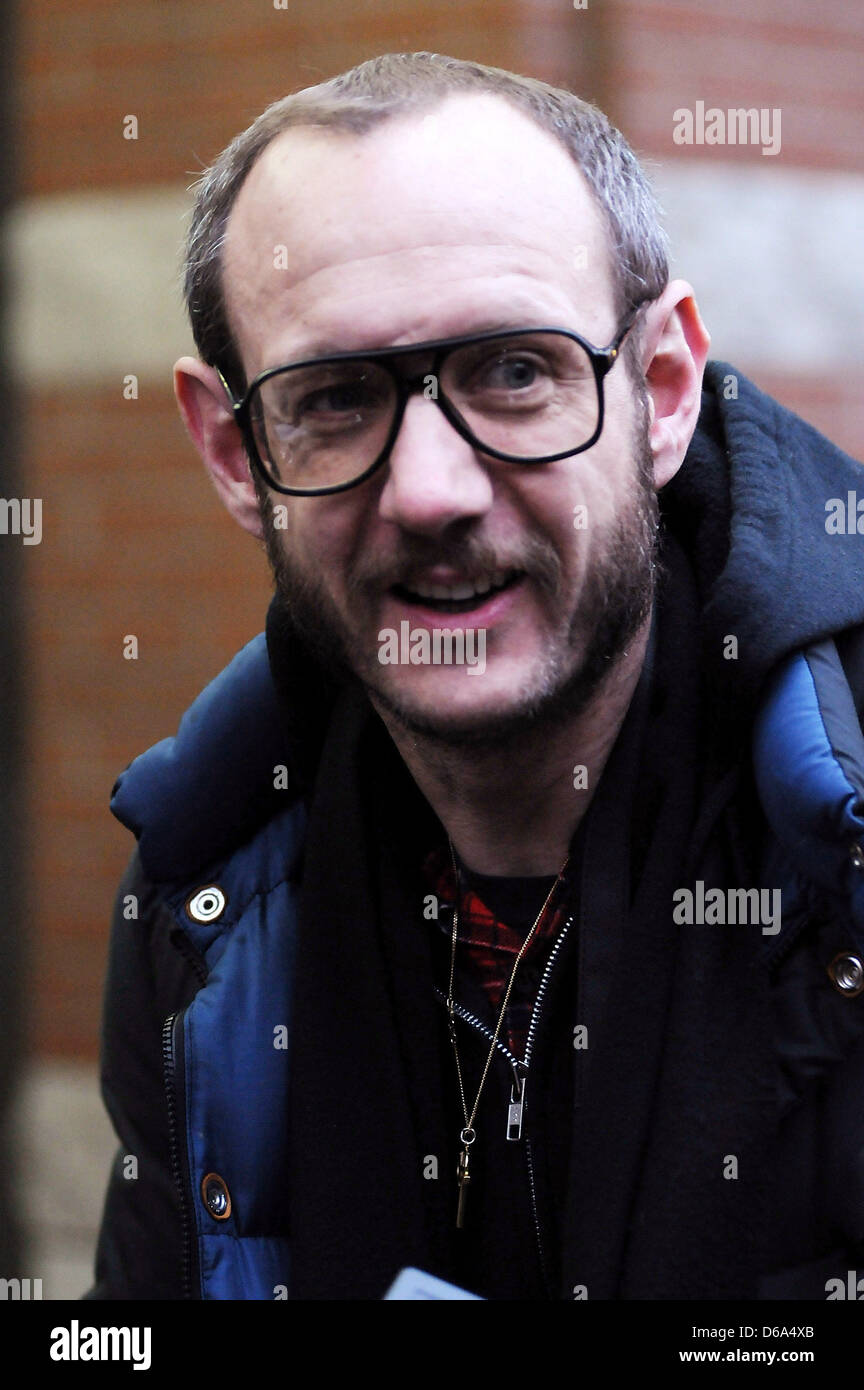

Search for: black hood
xmin=660 ymin=360 xmax=864 ymax=733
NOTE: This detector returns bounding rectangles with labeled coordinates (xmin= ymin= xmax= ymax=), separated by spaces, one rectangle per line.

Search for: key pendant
xmin=456 ymin=1147 xmax=471 ymax=1229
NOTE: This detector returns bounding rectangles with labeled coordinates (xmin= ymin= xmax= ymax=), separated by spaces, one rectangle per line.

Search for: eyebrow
xmin=281 ymin=318 xmax=545 ymax=363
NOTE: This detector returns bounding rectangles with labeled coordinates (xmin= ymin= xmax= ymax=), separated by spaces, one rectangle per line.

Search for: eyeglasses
xmin=220 ymin=306 xmax=644 ymax=496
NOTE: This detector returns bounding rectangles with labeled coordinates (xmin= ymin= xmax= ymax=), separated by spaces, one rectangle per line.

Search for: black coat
xmin=87 ymin=363 xmax=864 ymax=1299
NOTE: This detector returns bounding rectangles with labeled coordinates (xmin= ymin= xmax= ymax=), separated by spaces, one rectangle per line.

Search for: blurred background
xmin=2 ymin=0 xmax=862 ymax=1297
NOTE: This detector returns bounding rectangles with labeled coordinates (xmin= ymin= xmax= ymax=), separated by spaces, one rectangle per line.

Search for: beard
xmin=256 ymin=397 xmax=659 ymax=751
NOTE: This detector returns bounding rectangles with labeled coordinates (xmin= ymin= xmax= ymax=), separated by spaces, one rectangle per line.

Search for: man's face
xmin=224 ymin=94 xmax=658 ymax=745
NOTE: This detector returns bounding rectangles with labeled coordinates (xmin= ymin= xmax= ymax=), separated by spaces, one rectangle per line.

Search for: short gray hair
xmin=183 ymin=51 xmax=669 ymax=395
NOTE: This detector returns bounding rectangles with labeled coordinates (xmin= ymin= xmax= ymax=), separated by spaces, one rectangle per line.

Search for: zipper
xmin=435 ymin=910 xmax=576 ymax=1296
xmin=434 ymin=988 xmax=530 ymax=1128
xmin=433 ymin=909 xmax=575 ymax=1089
xmin=522 ymin=912 xmax=575 ymax=1068
xmin=433 ymin=991 xmax=523 ymax=1075
xmin=162 ymin=1011 xmax=195 ymax=1299
xmin=521 ymin=912 xmax=575 ymax=1296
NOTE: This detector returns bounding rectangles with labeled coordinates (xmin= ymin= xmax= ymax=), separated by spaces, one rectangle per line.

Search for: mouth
xmin=391 ymin=568 xmax=523 ymax=615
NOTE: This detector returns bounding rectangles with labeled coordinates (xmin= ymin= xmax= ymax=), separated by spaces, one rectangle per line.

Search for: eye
xmin=483 ymin=355 xmax=542 ymax=390
xmin=454 ymin=346 xmax=557 ymax=405
xmin=450 ymin=340 xmax=561 ymax=399
xmin=296 ymin=377 xmax=383 ymax=420
xmin=256 ymin=362 xmax=393 ymax=431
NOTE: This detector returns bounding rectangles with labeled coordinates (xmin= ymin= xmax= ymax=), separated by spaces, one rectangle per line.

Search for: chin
xmin=365 ymin=659 xmax=587 ymax=749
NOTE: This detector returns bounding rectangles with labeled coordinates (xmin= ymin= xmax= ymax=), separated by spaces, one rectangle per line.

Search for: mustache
xmin=346 ymin=532 xmax=564 ymax=597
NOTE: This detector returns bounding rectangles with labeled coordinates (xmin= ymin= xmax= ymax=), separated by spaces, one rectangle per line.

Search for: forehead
xmin=222 ymin=93 xmax=616 ymax=371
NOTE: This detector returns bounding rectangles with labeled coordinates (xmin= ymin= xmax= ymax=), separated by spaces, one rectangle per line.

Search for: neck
xmin=371 ymin=613 xmax=652 ymax=877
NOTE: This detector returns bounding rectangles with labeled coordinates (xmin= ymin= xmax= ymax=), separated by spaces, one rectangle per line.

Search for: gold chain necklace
xmin=446 ymin=838 xmax=570 ymax=1228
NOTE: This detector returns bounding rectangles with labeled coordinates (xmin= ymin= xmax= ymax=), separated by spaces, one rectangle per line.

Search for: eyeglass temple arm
xmin=213 ymin=366 xmax=240 ymax=407
xmin=606 ymin=300 xmax=649 ymax=360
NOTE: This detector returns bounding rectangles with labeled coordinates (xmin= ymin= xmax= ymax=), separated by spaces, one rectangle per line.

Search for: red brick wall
xmin=519 ymin=0 xmax=864 ymax=170
xmin=21 ymin=0 xmax=524 ymax=195
xmin=613 ymin=0 xmax=864 ymax=172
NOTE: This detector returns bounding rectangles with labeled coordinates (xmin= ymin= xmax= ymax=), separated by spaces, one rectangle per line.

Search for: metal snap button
xmin=186 ymin=886 xmax=226 ymax=923
xmin=828 ymin=952 xmax=864 ymax=997
xmin=201 ymin=1172 xmax=232 ymax=1221
xmin=851 ymin=843 xmax=864 ymax=871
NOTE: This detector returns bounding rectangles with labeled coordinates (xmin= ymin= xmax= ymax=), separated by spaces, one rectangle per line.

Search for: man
xmin=88 ymin=52 xmax=864 ymax=1301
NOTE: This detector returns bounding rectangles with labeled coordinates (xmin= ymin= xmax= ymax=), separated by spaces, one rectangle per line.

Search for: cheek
xmin=284 ymin=505 xmax=361 ymax=594
xmin=546 ymin=462 xmax=621 ymax=550
xmin=572 ymin=428 xmax=639 ymax=527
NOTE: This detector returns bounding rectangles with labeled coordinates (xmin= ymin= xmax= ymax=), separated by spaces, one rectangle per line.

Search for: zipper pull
xmin=506 ymin=1068 xmax=528 ymax=1141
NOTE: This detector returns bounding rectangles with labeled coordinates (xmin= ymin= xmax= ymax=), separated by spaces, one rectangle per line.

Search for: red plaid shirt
xmin=423 ymin=845 xmax=571 ymax=1060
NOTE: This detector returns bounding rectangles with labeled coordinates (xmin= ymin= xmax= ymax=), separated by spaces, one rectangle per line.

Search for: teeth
xmin=408 ymin=569 xmax=514 ymax=601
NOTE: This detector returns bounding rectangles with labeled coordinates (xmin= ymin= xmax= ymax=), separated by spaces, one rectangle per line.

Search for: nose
xmin=376 ymin=392 xmax=495 ymax=535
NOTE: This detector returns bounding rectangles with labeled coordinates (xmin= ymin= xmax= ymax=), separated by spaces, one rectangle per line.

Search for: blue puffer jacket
xmin=87 ymin=363 xmax=864 ymax=1300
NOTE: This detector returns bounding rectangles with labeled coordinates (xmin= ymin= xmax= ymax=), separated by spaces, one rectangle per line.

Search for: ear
xmin=638 ymin=280 xmax=711 ymax=490
xmin=173 ymin=356 xmax=265 ymax=539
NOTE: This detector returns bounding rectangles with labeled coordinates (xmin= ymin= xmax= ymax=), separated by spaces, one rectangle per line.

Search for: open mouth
xmin=391 ymin=569 xmax=523 ymax=614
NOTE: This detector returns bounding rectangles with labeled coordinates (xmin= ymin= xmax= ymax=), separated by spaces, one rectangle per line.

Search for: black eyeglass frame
xmin=219 ymin=303 xmax=646 ymax=497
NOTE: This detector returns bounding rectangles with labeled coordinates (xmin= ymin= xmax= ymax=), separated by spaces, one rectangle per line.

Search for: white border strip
xmin=7 ymin=187 xmax=194 ymax=385
xmin=7 ymin=164 xmax=864 ymax=383
xmin=652 ymin=160 xmax=864 ymax=367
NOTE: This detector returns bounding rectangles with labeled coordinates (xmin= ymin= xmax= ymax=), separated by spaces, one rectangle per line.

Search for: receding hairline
xmin=183 ymin=52 xmax=670 ymax=395
xmin=219 ymin=90 xmax=617 ymax=370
